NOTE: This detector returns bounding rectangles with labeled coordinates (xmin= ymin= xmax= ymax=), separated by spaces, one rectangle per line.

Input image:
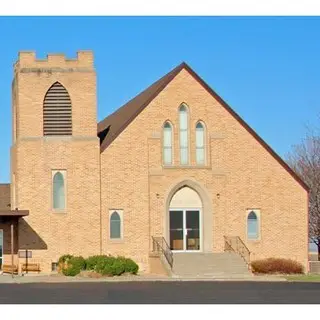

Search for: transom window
xmin=179 ymin=104 xmax=189 ymax=165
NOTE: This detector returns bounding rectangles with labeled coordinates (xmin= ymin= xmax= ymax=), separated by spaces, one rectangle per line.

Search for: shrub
xmin=58 ymin=254 xmax=73 ymax=264
xmin=62 ymin=256 xmax=86 ymax=277
xmin=86 ymin=255 xmax=110 ymax=271
xmin=85 ymin=255 xmax=139 ymax=276
xmin=251 ymin=258 xmax=304 ymax=274
xmin=118 ymin=256 xmax=139 ymax=274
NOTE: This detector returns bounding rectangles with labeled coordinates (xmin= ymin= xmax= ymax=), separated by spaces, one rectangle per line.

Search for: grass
xmin=285 ymin=274 xmax=320 ymax=282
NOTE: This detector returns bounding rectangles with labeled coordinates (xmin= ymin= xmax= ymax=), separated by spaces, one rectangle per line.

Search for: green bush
xmin=251 ymin=258 xmax=304 ymax=274
xmin=62 ymin=256 xmax=86 ymax=277
xmin=86 ymin=255 xmax=109 ymax=271
xmin=118 ymin=256 xmax=139 ymax=274
xmin=58 ymin=254 xmax=73 ymax=264
xmin=85 ymin=255 xmax=139 ymax=276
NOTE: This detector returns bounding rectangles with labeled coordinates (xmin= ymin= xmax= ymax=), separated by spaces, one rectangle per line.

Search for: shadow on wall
xmin=18 ymin=219 xmax=47 ymax=251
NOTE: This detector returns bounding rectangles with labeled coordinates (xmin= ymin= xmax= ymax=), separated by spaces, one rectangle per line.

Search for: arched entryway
xmin=169 ymin=186 xmax=202 ymax=251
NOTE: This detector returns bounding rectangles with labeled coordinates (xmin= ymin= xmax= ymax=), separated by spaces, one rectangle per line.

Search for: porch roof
xmin=0 ymin=210 xmax=29 ymax=217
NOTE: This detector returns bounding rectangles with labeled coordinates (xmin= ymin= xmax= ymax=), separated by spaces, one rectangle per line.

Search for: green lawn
xmin=285 ymin=274 xmax=320 ymax=282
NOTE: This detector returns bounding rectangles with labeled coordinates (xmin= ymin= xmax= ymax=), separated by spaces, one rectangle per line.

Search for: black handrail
xmin=152 ymin=236 xmax=173 ymax=268
xmin=224 ymin=235 xmax=251 ymax=267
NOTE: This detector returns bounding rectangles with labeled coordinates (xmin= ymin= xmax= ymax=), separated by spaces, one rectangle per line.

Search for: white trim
xmin=169 ymin=207 xmax=202 ymax=252
xmin=51 ymin=169 xmax=67 ymax=213
xmin=108 ymin=209 xmax=124 ymax=241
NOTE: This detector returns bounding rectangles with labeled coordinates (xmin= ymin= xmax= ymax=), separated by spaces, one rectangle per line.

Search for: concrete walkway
xmin=0 ymin=273 xmax=287 ymax=283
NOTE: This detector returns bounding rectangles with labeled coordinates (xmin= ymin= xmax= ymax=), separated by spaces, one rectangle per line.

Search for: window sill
xmin=162 ymin=165 xmax=211 ymax=169
xmin=108 ymin=239 xmax=125 ymax=244
xmin=51 ymin=209 xmax=67 ymax=214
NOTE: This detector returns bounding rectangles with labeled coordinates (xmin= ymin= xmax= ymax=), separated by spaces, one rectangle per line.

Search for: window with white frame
xmin=196 ymin=122 xmax=205 ymax=165
xmin=52 ymin=170 xmax=66 ymax=210
xmin=163 ymin=121 xmax=173 ymax=165
xmin=109 ymin=210 xmax=123 ymax=240
xmin=247 ymin=210 xmax=259 ymax=240
xmin=179 ymin=104 xmax=189 ymax=165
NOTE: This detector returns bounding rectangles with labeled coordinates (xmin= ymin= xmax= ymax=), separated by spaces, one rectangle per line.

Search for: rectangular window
xmin=247 ymin=209 xmax=260 ymax=240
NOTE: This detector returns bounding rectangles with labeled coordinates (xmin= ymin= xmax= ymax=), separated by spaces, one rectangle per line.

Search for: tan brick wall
xmin=12 ymin=52 xmax=101 ymax=272
xmin=100 ymin=68 xmax=308 ymax=272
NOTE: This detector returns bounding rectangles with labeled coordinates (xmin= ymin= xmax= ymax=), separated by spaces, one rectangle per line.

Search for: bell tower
xmin=11 ymin=51 xmax=101 ymax=272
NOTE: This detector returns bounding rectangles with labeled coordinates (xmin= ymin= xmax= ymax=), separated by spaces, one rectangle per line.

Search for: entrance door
xmin=169 ymin=209 xmax=201 ymax=251
xmin=0 ymin=230 xmax=3 ymax=269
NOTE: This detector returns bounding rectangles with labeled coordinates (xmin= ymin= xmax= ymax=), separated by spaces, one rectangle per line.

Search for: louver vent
xmin=43 ymin=82 xmax=72 ymax=136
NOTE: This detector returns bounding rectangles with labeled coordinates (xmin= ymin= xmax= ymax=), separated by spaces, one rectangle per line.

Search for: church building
xmin=0 ymin=51 xmax=309 ymax=275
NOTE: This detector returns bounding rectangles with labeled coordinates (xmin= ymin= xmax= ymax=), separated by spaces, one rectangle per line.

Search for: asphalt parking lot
xmin=0 ymin=281 xmax=320 ymax=304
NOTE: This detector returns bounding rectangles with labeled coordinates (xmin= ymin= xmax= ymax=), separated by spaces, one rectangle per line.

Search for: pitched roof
xmin=0 ymin=184 xmax=10 ymax=210
xmin=97 ymin=62 xmax=309 ymax=192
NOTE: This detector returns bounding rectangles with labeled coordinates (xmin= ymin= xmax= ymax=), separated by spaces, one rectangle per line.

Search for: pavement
xmin=0 ymin=273 xmax=287 ymax=283
xmin=0 ymin=281 xmax=320 ymax=303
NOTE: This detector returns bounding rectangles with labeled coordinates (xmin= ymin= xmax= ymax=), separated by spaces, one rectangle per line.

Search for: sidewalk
xmin=0 ymin=273 xmax=287 ymax=284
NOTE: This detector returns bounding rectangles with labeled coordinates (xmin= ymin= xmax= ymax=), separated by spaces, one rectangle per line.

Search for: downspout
xmin=99 ymin=149 xmax=102 ymax=255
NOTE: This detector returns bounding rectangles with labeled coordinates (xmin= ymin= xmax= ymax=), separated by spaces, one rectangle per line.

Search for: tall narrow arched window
xmin=196 ymin=122 xmax=205 ymax=165
xmin=163 ymin=122 xmax=173 ymax=165
xmin=43 ymin=82 xmax=72 ymax=136
xmin=247 ymin=211 xmax=259 ymax=240
xmin=110 ymin=211 xmax=121 ymax=239
xmin=179 ymin=104 xmax=189 ymax=165
xmin=53 ymin=171 xmax=65 ymax=210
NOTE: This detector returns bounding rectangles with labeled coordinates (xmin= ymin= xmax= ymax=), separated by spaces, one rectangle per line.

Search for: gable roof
xmin=97 ymin=62 xmax=309 ymax=192
xmin=0 ymin=184 xmax=10 ymax=210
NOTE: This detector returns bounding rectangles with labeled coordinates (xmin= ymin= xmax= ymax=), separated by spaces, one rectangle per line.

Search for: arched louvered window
xmin=196 ymin=122 xmax=205 ymax=165
xmin=163 ymin=121 xmax=173 ymax=165
xmin=247 ymin=211 xmax=259 ymax=240
xmin=179 ymin=104 xmax=189 ymax=165
xmin=43 ymin=82 xmax=72 ymax=136
xmin=53 ymin=171 xmax=65 ymax=210
xmin=110 ymin=211 xmax=121 ymax=239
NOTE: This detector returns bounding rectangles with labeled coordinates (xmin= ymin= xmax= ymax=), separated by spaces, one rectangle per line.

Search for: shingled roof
xmin=0 ymin=184 xmax=10 ymax=210
xmin=97 ymin=62 xmax=309 ymax=192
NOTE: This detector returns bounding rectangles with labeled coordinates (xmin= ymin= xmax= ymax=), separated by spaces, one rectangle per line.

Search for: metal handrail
xmin=224 ymin=235 xmax=251 ymax=267
xmin=152 ymin=236 xmax=173 ymax=268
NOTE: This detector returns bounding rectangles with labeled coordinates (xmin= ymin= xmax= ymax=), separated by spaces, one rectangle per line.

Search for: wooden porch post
xmin=11 ymin=222 xmax=14 ymax=278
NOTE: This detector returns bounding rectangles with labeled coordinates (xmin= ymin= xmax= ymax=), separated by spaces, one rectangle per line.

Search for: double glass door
xmin=169 ymin=209 xmax=200 ymax=251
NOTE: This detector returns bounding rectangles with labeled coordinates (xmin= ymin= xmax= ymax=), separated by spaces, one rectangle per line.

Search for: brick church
xmin=0 ymin=51 xmax=309 ymax=274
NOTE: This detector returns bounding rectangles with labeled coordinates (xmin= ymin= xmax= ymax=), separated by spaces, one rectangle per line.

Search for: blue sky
xmin=0 ymin=16 xmax=320 ymax=182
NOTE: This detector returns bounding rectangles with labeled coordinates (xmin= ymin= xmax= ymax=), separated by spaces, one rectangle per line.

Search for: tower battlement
xmin=14 ymin=51 xmax=94 ymax=70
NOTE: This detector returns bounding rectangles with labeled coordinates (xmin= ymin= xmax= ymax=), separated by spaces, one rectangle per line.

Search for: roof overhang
xmin=0 ymin=210 xmax=29 ymax=217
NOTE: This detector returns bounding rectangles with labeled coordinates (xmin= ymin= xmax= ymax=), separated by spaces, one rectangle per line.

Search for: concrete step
xmin=172 ymin=252 xmax=250 ymax=277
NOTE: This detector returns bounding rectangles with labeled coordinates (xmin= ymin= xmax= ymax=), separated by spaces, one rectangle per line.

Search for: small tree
xmin=287 ymin=132 xmax=320 ymax=260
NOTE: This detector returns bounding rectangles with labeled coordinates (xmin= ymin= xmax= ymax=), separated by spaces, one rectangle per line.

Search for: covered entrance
xmin=0 ymin=209 xmax=29 ymax=274
xmin=169 ymin=187 xmax=202 ymax=252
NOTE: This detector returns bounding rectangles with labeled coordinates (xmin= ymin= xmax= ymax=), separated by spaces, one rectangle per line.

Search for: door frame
xmin=169 ymin=207 xmax=202 ymax=252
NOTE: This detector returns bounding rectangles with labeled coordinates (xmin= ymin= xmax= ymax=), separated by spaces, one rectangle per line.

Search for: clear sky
xmin=0 ymin=16 xmax=319 ymax=182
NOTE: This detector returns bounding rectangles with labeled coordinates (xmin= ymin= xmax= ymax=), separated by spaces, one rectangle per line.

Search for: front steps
xmin=171 ymin=252 xmax=251 ymax=278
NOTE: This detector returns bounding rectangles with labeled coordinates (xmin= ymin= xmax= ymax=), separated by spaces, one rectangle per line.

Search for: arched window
xmin=179 ymin=104 xmax=189 ymax=165
xmin=163 ymin=122 xmax=173 ymax=165
xmin=247 ymin=211 xmax=259 ymax=240
xmin=196 ymin=122 xmax=205 ymax=165
xmin=110 ymin=211 xmax=121 ymax=239
xmin=53 ymin=172 xmax=65 ymax=210
xmin=43 ymin=82 xmax=72 ymax=136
